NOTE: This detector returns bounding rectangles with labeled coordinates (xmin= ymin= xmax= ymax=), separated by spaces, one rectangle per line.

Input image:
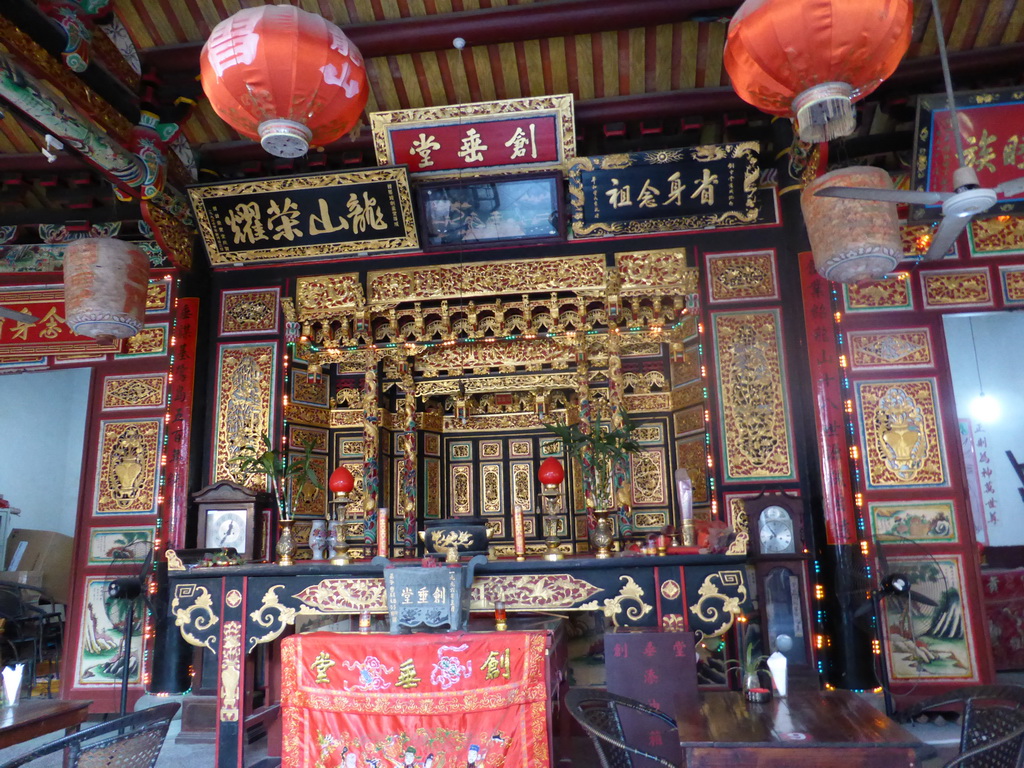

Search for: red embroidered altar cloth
xmin=281 ymin=631 xmax=552 ymax=768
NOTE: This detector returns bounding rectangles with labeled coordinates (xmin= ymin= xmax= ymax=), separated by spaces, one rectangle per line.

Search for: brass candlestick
xmin=540 ymin=485 xmax=564 ymax=561
xmin=330 ymin=492 xmax=361 ymax=565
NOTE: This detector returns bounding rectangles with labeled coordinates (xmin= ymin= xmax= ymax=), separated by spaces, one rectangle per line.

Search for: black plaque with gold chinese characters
xmin=568 ymin=142 xmax=761 ymax=238
xmin=188 ymin=167 xmax=419 ymax=265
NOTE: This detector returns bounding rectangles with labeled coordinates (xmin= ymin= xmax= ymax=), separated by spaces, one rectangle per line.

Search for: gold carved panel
xmin=146 ymin=280 xmax=169 ymax=312
xmin=614 ymin=249 xmax=697 ymax=294
xmin=481 ymin=463 xmax=502 ymax=514
xmin=512 ymin=463 xmax=533 ymax=512
xmin=856 ymin=379 xmax=948 ymax=489
xmin=922 ymin=269 xmax=993 ymax=309
xmin=705 ymin=250 xmax=778 ymax=303
xmin=634 ymin=512 xmax=668 ymax=529
xmin=844 ymin=274 xmax=912 ymax=312
xmin=451 ymin=465 xmax=472 ymax=515
xmin=1001 ymin=267 xmax=1024 ymax=304
xmin=673 ymin=405 xmax=705 ymax=436
xmin=481 ymin=441 xmax=502 ymax=459
xmin=511 ymin=440 xmax=533 ymax=458
xmin=670 ymin=347 xmax=701 ymax=386
xmin=289 ymin=426 xmax=328 ymax=452
xmin=672 ymin=381 xmax=705 ymax=410
xmin=712 ymin=310 xmax=795 ymax=481
xmin=970 ymin=215 xmax=1024 ymax=255
xmin=630 ymin=449 xmax=666 ymax=505
xmin=101 ymin=374 xmax=166 ymax=410
xmin=291 ymin=369 xmax=328 ymax=406
xmin=119 ymin=324 xmax=167 ymax=356
xmin=295 ymin=274 xmax=364 ymax=320
xmin=95 ymin=419 xmax=161 ymax=514
xmin=214 ymin=343 xmax=276 ymax=484
xmin=424 ymin=433 xmax=440 ymax=457
xmin=425 ymin=459 xmax=441 ymax=518
xmin=367 ymin=254 xmax=606 ymax=304
xmin=220 ymin=288 xmax=280 ymax=335
xmin=849 ymin=329 xmax=934 ymax=371
xmin=676 ymin=436 xmax=709 ymax=504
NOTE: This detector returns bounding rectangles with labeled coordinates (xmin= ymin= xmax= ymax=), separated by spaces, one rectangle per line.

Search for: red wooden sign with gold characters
xmin=0 ymin=286 xmax=121 ymax=362
xmin=281 ymin=631 xmax=552 ymax=768
xmin=370 ymin=95 xmax=575 ymax=177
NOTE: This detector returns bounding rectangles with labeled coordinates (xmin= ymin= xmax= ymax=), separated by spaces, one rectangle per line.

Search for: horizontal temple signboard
xmin=370 ymin=94 xmax=575 ymax=178
xmin=188 ymin=167 xmax=419 ymax=266
xmin=911 ymin=87 xmax=1024 ymax=222
xmin=568 ymin=142 xmax=761 ymax=237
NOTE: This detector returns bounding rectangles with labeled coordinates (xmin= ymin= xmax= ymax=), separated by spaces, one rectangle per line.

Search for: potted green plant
xmin=542 ymin=414 xmax=641 ymax=555
xmin=722 ymin=617 xmax=772 ymax=702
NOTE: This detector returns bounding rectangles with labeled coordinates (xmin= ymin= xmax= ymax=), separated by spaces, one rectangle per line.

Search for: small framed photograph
xmin=416 ymin=172 xmax=564 ymax=248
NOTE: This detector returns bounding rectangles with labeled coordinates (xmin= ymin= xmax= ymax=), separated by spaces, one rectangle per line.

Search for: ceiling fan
xmin=0 ymin=306 xmax=38 ymax=324
xmin=814 ymin=0 xmax=1024 ymax=261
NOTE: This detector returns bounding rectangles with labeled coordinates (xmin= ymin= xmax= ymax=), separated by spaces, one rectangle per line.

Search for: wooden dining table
xmin=674 ymin=689 xmax=924 ymax=768
xmin=0 ymin=699 xmax=92 ymax=750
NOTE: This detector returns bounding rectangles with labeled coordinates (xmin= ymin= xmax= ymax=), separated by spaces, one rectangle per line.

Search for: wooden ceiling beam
xmin=143 ymin=0 xmax=739 ymax=77
xmin=0 ymin=202 xmax=139 ymax=227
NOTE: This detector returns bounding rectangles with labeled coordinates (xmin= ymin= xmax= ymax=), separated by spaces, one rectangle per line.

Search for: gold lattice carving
xmin=296 ymin=274 xmax=365 ymax=319
xmin=102 ymin=375 xmax=166 ymax=409
xmin=416 ymin=372 xmax=578 ymax=398
xmin=634 ymin=512 xmax=668 ymax=528
xmin=671 ymin=351 xmax=701 ymax=386
xmin=292 ymin=370 xmax=328 ymax=406
xmin=512 ymin=463 xmax=533 ymax=510
xmin=426 ymin=460 xmax=440 ymax=518
xmin=672 ymin=381 xmax=706 ymax=410
xmin=923 ymin=270 xmax=991 ymax=306
xmin=122 ymin=325 xmax=167 ymax=355
xmin=443 ymin=413 xmax=544 ymax=432
xmin=471 ymin=574 xmax=602 ymax=609
xmin=96 ymin=419 xmax=160 ymax=513
xmin=623 ymin=393 xmax=673 ymax=412
xmin=726 ymin=497 xmax=750 ymax=555
xmin=222 ymin=290 xmax=279 ymax=333
xmin=630 ymin=450 xmax=665 ymax=505
xmin=452 ymin=465 xmax=471 ymax=515
xmin=676 ymin=438 xmax=709 ymax=504
xmin=214 ymin=344 xmax=276 ymax=484
xmin=850 ymin=330 xmax=932 ymax=369
xmin=858 ymin=380 xmax=946 ymax=487
xmin=707 ymin=251 xmax=777 ymax=301
xmin=146 ymin=281 xmax=168 ymax=311
xmin=615 ymin=250 xmax=697 ymax=294
xmin=845 ymin=274 xmax=911 ymax=310
xmin=482 ymin=464 xmax=502 ymax=513
xmin=632 ymin=425 xmax=663 ymax=442
xmin=970 ymin=215 xmax=1024 ymax=253
xmin=673 ymin=405 xmax=705 ymax=436
xmin=1005 ymin=268 xmax=1024 ymax=302
xmin=290 ymin=426 xmax=328 ymax=452
xmin=293 ymin=579 xmax=388 ymax=612
xmin=713 ymin=311 xmax=793 ymax=480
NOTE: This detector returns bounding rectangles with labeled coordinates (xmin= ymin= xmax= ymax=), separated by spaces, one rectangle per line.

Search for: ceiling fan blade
xmin=908 ymin=589 xmax=938 ymax=608
xmin=995 ymin=176 xmax=1024 ymax=199
xmin=922 ymin=215 xmax=969 ymax=260
xmin=853 ymin=597 xmax=877 ymax=619
xmin=0 ymin=306 xmax=38 ymax=324
xmin=814 ymin=187 xmax=949 ymax=205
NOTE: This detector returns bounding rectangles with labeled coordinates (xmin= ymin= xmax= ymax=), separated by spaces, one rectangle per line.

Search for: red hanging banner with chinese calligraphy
xmin=281 ymin=631 xmax=552 ymax=768
xmin=0 ymin=286 xmax=122 ymax=361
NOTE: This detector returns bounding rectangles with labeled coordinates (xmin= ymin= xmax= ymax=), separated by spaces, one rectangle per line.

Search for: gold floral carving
xmin=416 ymin=372 xmax=578 ymax=398
xmin=292 ymin=370 xmax=328 ymax=406
xmin=858 ymin=380 xmax=946 ymax=487
xmin=296 ymin=274 xmax=365 ymax=319
xmin=580 ymin=575 xmax=653 ymax=627
xmin=662 ymin=614 xmax=685 ymax=631
xmin=286 ymin=403 xmax=329 ymax=427
xmin=850 ymin=329 xmax=933 ymax=369
xmin=222 ymin=290 xmax=278 ymax=334
xmin=443 ymin=413 xmax=544 ymax=432
xmin=630 ymin=450 xmax=665 ymax=505
xmin=922 ymin=270 xmax=992 ymax=306
xmin=452 ymin=444 xmax=471 ymax=459
xmin=165 ymin=550 xmax=185 ymax=571
xmin=676 ymin=437 xmax=709 ymax=504
xmin=367 ymin=254 xmax=606 ymax=304
xmin=632 ymin=425 xmax=663 ymax=442
xmin=293 ymin=578 xmax=389 ymax=614
xmin=146 ymin=281 xmax=168 ymax=311
xmin=670 ymin=350 xmax=701 ymax=386
xmin=673 ymin=405 xmax=705 ymax=436
xmin=689 ymin=570 xmax=747 ymax=638
xmin=845 ymin=274 xmax=912 ymax=311
xmin=96 ymin=419 xmax=160 ymax=513
xmin=471 ymin=574 xmax=602 ymax=609
xmin=481 ymin=442 xmax=501 ymax=458
xmin=713 ymin=311 xmax=794 ymax=480
xmin=452 ymin=465 xmax=472 ymax=515
xmin=661 ymin=580 xmax=682 ymax=600
xmin=672 ymin=382 xmax=706 ymax=410
xmin=726 ymin=497 xmax=750 ymax=555
xmin=511 ymin=463 xmax=532 ymax=510
xmin=214 ymin=344 xmax=275 ymax=484
xmin=970 ymin=215 xmax=1024 ymax=254
xmin=290 ymin=426 xmax=328 ymax=452
xmin=248 ymin=585 xmax=298 ymax=650
xmin=328 ymin=409 xmax=360 ymax=428
xmin=426 ymin=460 xmax=440 ymax=518
xmin=102 ymin=375 xmax=166 ymax=409
xmin=122 ymin=325 xmax=167 ymax=356
xmin=623 ymin=393 xmax=672 ymax=412
xmin=615 ymin=250 xmax=698 ymax=294
xmin=482 ymin=464 xmax=502 ymax=513
xmin=220 ymin=621 xmax=242 ymax=722
xmin=1004 ymin=268 xmax=1024 ymax=302
xmin=634 ymin=512 xmax=668 ymax=528
xmin=707 ymin=251 xmax=777 ymax=302
xmin=418 ymin=338 xmax=575 ymax=375
xmin=171 ymin=585 xmax=219 ymax=652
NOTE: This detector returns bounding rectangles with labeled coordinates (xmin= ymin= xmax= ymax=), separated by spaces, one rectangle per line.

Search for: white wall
xmin=0 ymin=367 xmax=91 ymax=538
xmin=943 ymin=312 xmax=1024 ymax=547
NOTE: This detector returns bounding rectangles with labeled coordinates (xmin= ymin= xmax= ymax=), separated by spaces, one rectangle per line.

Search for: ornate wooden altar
xmin=168 ymin=553 xmax=748 ymax=768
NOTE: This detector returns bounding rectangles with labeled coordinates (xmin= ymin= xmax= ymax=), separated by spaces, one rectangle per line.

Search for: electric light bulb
xmin=969 ymin=392 xmax=1001 ymax=423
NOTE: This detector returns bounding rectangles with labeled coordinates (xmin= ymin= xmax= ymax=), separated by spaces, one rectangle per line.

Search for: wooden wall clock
xmin=193 ymin=480 xmax=272 ymax=561
xmin=744 ymin=493 xmax=815 ymax=668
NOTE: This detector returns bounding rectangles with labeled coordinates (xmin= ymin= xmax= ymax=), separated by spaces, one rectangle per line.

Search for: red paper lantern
xmin=538 ymin=458 xmax=565 ymax=487
xmin=200 ymin=5 xmax=368 ymax=158
xmin=723 ymin=0 xmax=912 ymax=143
xmin=329 ymin=465 xmax=355 ymax=495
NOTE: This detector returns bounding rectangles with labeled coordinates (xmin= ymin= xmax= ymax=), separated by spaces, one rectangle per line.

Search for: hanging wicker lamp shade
xmin=63 ymin=237 xmax=149 ymax=340
xmin=723 ymin=0 xmax=912 ymax=143
xmin=801 ymin=166 xmax=903 ymax=283
xmin=200 ymin=5 xmax=368 ymax=158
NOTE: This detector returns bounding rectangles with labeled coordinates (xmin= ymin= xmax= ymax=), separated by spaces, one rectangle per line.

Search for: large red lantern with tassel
xmin=200 ymin=5 xmax=368 ymax=158
xmin=723 ymin=0 xmax=912 ymax=143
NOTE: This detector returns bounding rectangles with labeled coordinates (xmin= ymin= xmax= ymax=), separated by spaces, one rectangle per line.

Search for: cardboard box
xmin=0 ymin=569 xmax=44 ymax=602
xmin=5 ymin=529 xmax=74 ymax=605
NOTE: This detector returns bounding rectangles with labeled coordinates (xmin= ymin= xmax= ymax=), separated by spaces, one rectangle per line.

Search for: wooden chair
xmin=0 ymin=702 xmax=180 ymax=768
xmin=565 ymin=688 xmax=680 ymax=768
xmin=899 ymin=685 xmax=1024 ymax=768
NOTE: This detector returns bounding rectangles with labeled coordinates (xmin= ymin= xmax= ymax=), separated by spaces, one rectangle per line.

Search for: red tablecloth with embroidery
xmin=281 ymin=631 xmax=551 ymax=768
xmin=982 ymin=568 xmax=1024 ymax=670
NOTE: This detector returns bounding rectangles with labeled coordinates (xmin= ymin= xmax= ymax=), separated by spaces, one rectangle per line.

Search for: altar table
xmin=167 ymin=553 xmax=748 ymax=768
xmin=0 ymin=698 xmax=92 ymax=749
xmin=674 ymin=690 xmax=923 ymax=768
